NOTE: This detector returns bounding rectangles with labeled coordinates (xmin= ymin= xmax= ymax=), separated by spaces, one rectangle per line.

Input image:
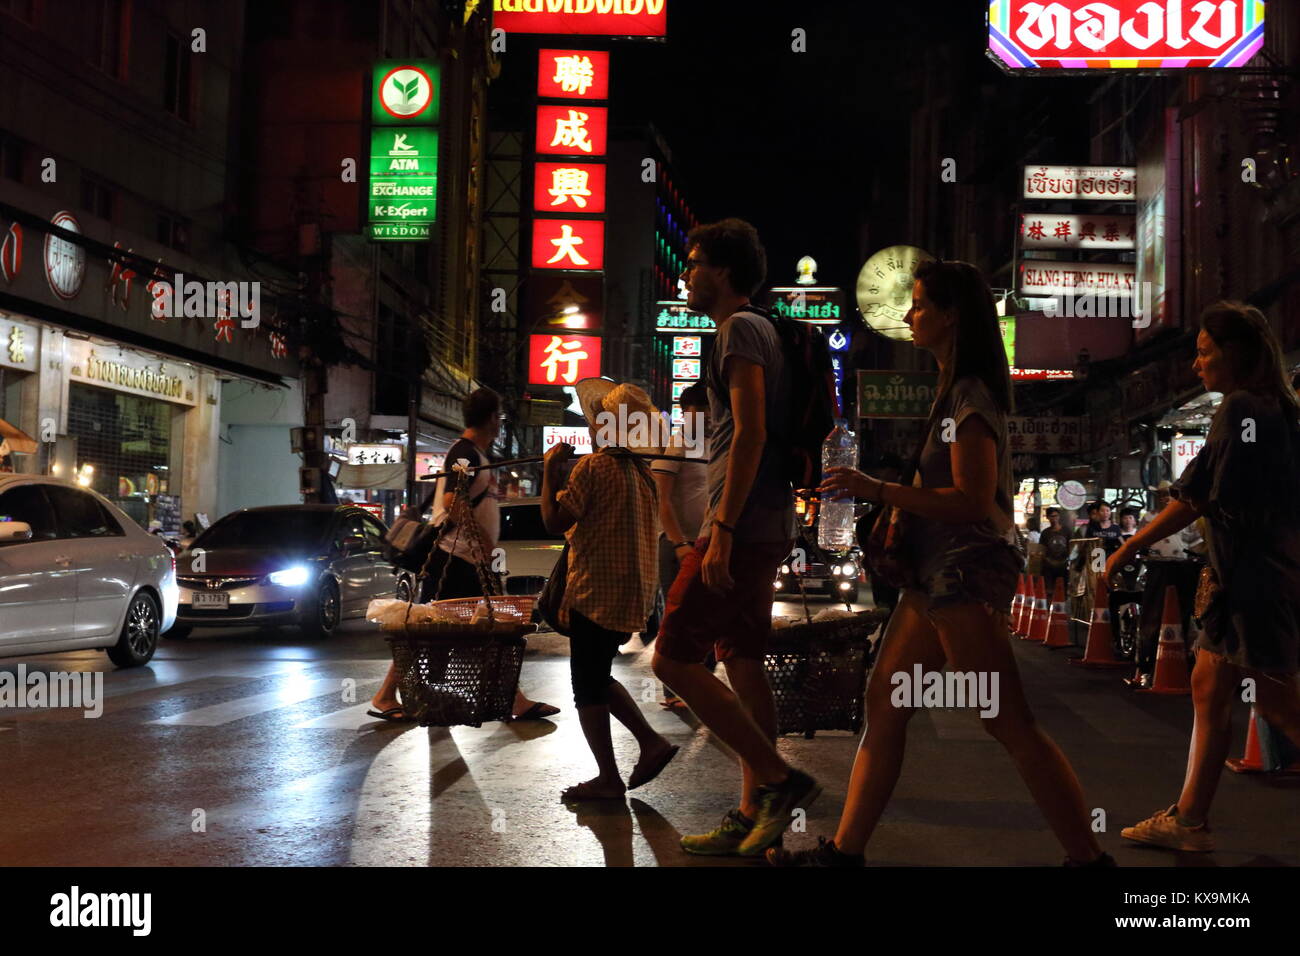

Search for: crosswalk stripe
xmin=148 ymin=676 xmax=346 ymax=727
xmin=290 ymin=693 xmax=385 ymax=730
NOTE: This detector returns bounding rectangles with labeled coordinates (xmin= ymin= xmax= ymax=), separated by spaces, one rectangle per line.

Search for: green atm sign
xmin=368 ymin=128 xmax=438 ymax=240
xmin=369 ymin=61 xmax=440 ymax=241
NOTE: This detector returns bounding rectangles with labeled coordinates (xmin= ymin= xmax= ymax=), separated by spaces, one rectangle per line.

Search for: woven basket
xmin=383 ymin=596 xmax=537 ymax=727
xmin=765 ymin=609 xmax=889 ymax=737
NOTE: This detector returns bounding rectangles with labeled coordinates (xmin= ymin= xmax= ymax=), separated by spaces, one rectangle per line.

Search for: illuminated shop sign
xmin=1023 ymin=165 xmax=1136 ymax=200
xmin=1019 ymin=261 xmax=1136 ymax=297
xmin=369 ymin=61 xmax=440 ymax=241
xmin=528 ymin=333 xmax=602 ymax=385
xmin=538 ymin=49 xmax=611 ymax=99
xmin=531 ymin=219 xmax=605 ymax=271
xmin=533 ymin=162 xmax=607 ymax=214
xmin=768 ymin=286 xmax=845 ymax=324
xmin=1020 ymin=212 xmax=1136 ymax=250
xmin=493 ymin=0 xmax=668 ymax=38
xmin=655 ymin=302 xmax=715 ymax=333
xmin=988 ymin=1 xmax=1266 ymax=71
xmin=672 ymin=335 xmax=701 ymax=357
xmin=535 ymin=105 xmax=609 ymax=156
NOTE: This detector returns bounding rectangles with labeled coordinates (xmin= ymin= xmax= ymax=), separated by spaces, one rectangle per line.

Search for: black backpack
xmin=709 ymin=305 xmax=839 ymax=490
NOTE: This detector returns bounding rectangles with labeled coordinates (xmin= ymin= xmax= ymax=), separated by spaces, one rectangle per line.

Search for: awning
xmin=334 ymin=462 xmax=407 ymax=490
xmin=0 ymin=418 xmax=37 ymax=456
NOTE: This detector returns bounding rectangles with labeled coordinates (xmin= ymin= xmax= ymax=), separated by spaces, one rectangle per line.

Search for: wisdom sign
xmin=988 ymin=0 xmax=1266 ymax=71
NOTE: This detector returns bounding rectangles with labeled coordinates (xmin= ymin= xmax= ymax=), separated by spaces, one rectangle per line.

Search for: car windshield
xmin=498 ymin=503 xmax=561 ymax=541
xmin=195 ymin=510 xmax=333 ymax=550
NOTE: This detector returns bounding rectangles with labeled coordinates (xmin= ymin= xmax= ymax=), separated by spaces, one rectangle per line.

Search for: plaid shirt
xmin=556 ymin=449 xmax=659 ymax=634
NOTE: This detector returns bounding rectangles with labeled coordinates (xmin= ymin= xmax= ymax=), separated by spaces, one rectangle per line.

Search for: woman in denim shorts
xmin=769 ymin=260 xmax=1111 ymax=867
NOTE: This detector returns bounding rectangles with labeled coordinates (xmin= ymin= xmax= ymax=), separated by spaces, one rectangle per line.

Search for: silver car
xmin=0 ymin=475 xmax=179 ymax=667
xmin=171 ymin=505 xmax=411 ymax=639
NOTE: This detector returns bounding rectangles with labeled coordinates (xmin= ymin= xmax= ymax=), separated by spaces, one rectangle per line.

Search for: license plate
xmin=192 ymin=592 xmax=229 ymax=610
xmin=804 ymin=579 xmax=827 ymax=589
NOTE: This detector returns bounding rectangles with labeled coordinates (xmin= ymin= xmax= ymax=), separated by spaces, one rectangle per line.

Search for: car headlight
xmin=268 ymin=566 xmax=311 ymax=587
xmin=839 ymin=563 xmax=857 ymax=577
xmin=781 ymin=564 xmax=791 ymax=575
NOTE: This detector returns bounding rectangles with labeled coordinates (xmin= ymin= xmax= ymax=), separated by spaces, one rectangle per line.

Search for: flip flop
xmin=366 ymin=706 xmax=413 ymax=722
xmin=627 ymin=744 xmax=680 ymax=790
xmin=512 ymin=701 xmax=560 ymax=721
xmin=561 ymin=781 xmax=627 ymax=803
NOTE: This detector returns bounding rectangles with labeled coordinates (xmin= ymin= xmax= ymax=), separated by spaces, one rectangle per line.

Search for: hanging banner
xmin=988 ymin=1 xmax=1267 ymax=71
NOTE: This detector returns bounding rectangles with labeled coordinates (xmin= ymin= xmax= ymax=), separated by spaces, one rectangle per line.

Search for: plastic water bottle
xmin=818 ymin=420 xmax=859 ymax=552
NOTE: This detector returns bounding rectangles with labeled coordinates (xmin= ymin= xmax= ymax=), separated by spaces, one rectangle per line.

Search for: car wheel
xmin=301 ymin=578 xmax=341 ymax=639
xmin=165 ymin=624 xmax=192 ymax=640
xmin=107 ymin=592 xmax=161 ymax=667
xmin=395 ymin=576 xmax=413 ymax=603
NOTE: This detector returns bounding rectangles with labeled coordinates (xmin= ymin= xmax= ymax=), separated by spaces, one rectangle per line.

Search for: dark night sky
xmin=492 ymin=1 xmax=1102 ymax=294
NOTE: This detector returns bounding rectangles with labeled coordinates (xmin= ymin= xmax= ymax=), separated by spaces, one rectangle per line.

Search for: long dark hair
xmin=914 ymin=259 xmax=1013 ymax=415
xmin=1200 ymin=301 xmax=1300 ymax=421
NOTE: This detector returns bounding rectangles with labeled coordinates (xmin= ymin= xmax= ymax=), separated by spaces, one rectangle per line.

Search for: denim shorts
xmin=909 ymin=540 xmax=1021 ymax=614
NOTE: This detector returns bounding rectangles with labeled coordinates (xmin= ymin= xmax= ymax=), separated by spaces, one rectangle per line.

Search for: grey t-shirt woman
xmin=905 ymin=375 xmax=1022 ymax=611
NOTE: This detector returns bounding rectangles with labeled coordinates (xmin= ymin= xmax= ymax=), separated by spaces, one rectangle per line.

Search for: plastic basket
xmin=765 ymin=609 xmax=889 ymax=737
xmin=383 ymin=596 xmax=537 ymax=727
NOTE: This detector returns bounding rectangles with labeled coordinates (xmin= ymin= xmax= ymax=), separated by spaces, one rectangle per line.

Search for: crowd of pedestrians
xmin=384 ymin=218 xmax=1300 ymax=865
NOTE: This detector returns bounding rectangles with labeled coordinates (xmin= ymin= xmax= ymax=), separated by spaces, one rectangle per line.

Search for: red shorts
xmin=656 ymin=537 xmax=792 ymax=664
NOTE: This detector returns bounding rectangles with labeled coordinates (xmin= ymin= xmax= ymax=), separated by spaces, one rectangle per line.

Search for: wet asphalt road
xmin=1 ymin=596 xmax=1296 ymax=867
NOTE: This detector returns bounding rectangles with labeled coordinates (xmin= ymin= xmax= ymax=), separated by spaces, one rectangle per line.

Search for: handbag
xmin=384 ymin=482 xmax=490 ymax=571
xmin=537 ymin=543 xmax=570 ymax=635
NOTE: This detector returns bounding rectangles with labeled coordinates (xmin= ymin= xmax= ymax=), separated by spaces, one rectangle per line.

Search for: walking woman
xmin=769 ymin=260 xmax=1111 ymax=866
xmin=1108 ymin=302 xmax=1300 ymax=852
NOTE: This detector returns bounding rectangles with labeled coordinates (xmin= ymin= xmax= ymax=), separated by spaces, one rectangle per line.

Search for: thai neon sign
xmin=493 ymin=0 xmax=667 ymax=38
xmin=988 ymin=1 xmax=1266 ymax=71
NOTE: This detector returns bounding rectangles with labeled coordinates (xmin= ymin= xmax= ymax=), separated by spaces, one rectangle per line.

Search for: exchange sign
xmin=368 ymin=128 xmax=438 ymax=240
xmin=988 ymin=1 xmax=1266 ymax=71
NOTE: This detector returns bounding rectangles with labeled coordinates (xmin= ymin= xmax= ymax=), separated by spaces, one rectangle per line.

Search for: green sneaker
xmin=681 ymin=809 xmax=781 ymax=856
xmin=737 ymin=769 xmax=822 ymax=857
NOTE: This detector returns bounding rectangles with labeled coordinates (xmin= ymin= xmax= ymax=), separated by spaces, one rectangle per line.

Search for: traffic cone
xmin=1016 ymin=574 xmax=1036 ymax=638
xmin=1070 ymin=577 xmax=1129 ymax=668
xmin=1011 ymin=575 xmax=1028 ymax=636
xmin=1141 ymin=585 xmax=1191 ymax=695
xmin=1042 ymin=579 xmax=1071 ymax=649
xmin=1226 ymin=707 xmax=1300 ymax=774
xmin=1028 ymin=576 xmax=1051 ymax=643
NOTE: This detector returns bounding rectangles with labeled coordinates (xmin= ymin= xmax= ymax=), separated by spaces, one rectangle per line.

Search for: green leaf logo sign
xmin=381 ymin=67 xmax=432 ymax=118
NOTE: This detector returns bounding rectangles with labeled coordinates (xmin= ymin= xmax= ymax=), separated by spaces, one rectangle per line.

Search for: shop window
xmin=81 ymin=176 xmax=115 ymax=222
xmin=92 ymin=0 xmax=127 ymax=80
xmin=163 ymin=31 xmax=193 ymax=122
xmin=66 ymin=384 xmax=173 ymax=528
xmin=156 ymin=213 xmax=190 ymax=253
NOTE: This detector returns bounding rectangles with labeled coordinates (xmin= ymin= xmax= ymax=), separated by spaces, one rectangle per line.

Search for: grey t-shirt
xmin=908 ymin=375 xmax=1017 ymax=574
xmin=700 ymin=310 xmax=795 ymax=544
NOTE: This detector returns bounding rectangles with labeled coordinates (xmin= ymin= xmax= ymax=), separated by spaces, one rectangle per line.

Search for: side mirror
xmin=341 ymin=534 xmax=367 ymax=555
xmin=0 ymin=521 xmax=33 ymax=543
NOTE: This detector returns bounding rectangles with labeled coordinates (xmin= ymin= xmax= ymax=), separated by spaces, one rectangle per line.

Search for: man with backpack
xmin=652 ymin=218 xmax=824 ymax=857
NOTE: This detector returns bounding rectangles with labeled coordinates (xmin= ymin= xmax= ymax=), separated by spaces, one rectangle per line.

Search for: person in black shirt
xmin=1091 ymin=501 xmax=1123 ymax=556
xmin=1039 ymin=507 xmax=1072 ymax=596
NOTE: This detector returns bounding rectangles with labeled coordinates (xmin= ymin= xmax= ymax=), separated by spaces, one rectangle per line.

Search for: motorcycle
xmin=1110 ymin=549 xmax=1145 ymax=662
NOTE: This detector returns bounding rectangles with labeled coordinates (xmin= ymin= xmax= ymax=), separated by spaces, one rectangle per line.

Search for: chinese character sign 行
xmin=528 ymin=334 xmax=602 ymax=386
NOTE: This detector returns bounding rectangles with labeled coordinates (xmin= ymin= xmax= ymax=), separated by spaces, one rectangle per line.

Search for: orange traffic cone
xmin=1070 ymin=577 xmax=1129 ymax=668
xmin=1226 ymin=707 xmax=1300 ymax=774
xmin=1028 ymin=576 xmax=1051 ymax=643
xmin=1142 ymin=585 xmax=1191 ymax=695
xmin=1042 ymin=579 xmax=1071 ymax=648
xmin=1011 ymin=575 xmax=1028 ymax=637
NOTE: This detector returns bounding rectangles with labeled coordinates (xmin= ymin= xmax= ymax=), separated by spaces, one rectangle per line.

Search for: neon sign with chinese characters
xmin=535 ymin=105 xmax=608 ymax=156
xmin=533 ymin=162 xmax=607 ymax=214
xmin=531 ymin=219 xmax=605 ymax=271
xmin=528 ymin=333 xmax=602 ymax=386
xmin=538 ymin=49 xmax=611 ymax=99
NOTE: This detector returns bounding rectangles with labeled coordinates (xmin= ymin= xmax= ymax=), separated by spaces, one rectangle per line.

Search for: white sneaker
xmin=1121 ymin=805 xmax=1215 ymax=852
